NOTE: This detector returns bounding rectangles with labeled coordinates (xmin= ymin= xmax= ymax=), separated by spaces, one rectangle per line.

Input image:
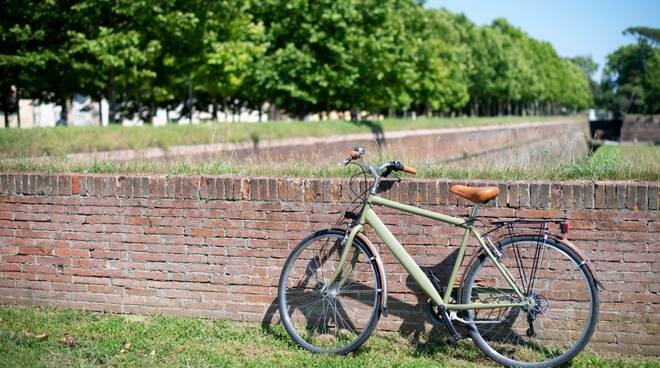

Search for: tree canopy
xmin=1 ymin=0 xmax=600 ymax=125
xmin=601 ymin=26 xmax=660 ymax=115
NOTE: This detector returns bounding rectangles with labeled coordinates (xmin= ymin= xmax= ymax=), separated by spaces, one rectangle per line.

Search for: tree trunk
xmin=98 ymin=100 xmax=103 ymax=126
xmin=3 ymin=107 xmax=8 ymax=128
xmin=59 ymin=95 xmax=68 ymax=126
xmin=224 ymin=97 xmax=230 ymax=122
xmin=146 ymin=90 xmax=156 ymax=124
xmin=16 ymin=87 xmax=21 ymax=128
xmin=211 ymin=96 xmax=218 ymax=121
xmin=109 ymin=76 xmax=117 ymax=124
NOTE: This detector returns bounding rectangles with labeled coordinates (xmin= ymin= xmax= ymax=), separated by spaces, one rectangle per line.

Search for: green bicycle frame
xmin=324 ymin=194 xmax=528 ymax=311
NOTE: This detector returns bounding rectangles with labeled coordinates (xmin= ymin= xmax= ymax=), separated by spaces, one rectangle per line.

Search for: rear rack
xmin=484 ymin=218 xmax=569 ymax=238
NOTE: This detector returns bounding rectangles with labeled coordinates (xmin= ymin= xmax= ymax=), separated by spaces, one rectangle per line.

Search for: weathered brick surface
xmin=0 ymin=173 xmax=658 ymax=356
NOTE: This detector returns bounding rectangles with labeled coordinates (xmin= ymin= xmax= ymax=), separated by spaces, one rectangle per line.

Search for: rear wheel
xmin=461 ymin=235 xmax=599 ymax=367
xmin=278 ymin=229 xmax=382 ymax=354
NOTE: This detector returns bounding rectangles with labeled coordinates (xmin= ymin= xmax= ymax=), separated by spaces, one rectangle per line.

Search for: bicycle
xmin=278 ymin=147 xmax=601 ymax=367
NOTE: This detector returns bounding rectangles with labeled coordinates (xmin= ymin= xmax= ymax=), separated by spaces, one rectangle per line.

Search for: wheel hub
xmin=321 ymin=286 xmax=339 ymax=298
xmin=525 ymin=294 xmax=548 ymax=317
xmin=525 ymin=294 xmax=549 ymax=337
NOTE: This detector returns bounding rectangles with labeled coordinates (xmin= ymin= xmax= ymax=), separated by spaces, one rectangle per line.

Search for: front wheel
xmin=461 ymin=235 xmax=599 ymax=367
xmin=278 ymin=229 xmax=382 ymax=354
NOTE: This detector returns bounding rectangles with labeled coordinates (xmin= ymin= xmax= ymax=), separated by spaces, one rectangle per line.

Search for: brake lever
xmin=391 ymin=172 xmax=402 ymax=183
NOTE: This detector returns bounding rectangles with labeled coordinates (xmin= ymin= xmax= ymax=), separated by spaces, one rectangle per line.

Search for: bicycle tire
xmin=461 ymin=235 xmax=599 ymax=367
xmin=278 ymin=229 xmax=382 ymax=354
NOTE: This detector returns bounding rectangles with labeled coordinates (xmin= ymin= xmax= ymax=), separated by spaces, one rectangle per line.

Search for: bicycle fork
xmin=320 ymin=224 xmax=363 ymax=294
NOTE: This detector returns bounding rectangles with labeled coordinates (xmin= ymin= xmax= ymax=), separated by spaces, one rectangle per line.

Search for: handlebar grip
xmin=403 ymin=166 xmax=417 ymax=174
xmin=349 ymin=150 xmax=361 ymax=159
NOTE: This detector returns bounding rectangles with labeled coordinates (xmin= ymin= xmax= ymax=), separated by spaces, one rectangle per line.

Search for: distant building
xmin=2 ymin=96 xmax=264 ymax=128
xmin=587 ymin=109 xmax=610 ymax=122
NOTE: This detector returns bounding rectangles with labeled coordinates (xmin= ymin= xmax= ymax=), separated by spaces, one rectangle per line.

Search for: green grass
xmin=1 ymin=143 xmax=658 ymax=182
xmin=1 ymin=305 xmax=657 ymax=368
xmin=0 ymin=115 xmax=573 ymax=158
xmin=557 ymin=144 xmax=660 ymax=181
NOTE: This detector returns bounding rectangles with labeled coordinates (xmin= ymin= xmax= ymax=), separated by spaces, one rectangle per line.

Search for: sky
xmin=425 ymin=0 xmax=660 ymax=80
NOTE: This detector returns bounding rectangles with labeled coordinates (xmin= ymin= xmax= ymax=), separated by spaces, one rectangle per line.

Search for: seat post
xmin=470 ymin=203 xmax=479 ymax=219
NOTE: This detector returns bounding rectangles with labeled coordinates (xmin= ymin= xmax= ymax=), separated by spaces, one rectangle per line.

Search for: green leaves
xmin=1 ymin=0 xmax=605 ymax=123
xmin=602 ymin=29 xmax=660 ymax=114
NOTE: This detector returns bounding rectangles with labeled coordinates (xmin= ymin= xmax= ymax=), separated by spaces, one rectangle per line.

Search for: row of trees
xmin=1 ymin=0 xmax=596 ymax=126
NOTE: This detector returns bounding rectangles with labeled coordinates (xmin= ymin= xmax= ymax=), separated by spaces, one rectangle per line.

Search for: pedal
xmin=437 ymin=305 xmax=463 ymax=345
xmin=447 ymin=334 xmax=463 ymax=345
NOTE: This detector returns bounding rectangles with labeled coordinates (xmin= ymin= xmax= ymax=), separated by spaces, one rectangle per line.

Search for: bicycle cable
xmin=335 ymin=161 xmax=371 ymax=226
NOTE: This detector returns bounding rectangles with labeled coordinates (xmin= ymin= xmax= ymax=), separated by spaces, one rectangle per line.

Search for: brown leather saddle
xmin=450 ymin=185 xmax=499 ymax=203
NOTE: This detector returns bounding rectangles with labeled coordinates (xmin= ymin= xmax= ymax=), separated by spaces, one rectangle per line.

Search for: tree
xmin=405 ymin=9 xmax=469 ymax=116
xmin=624 ymin=27 xmax=660 ymax=45
xmin=253 ymin=0 xmax=428 ymax=118
xmin=194 ymin=0 xmax=266 ymax=122
xmin=68 ymin=17 xmax=160 ymax=123
xmin=602 ymin=42 xmax=659 ymax=114
xmin=0 ymin=0 xmax=83 ymax=126
xmin=569 ymin=55 xmax=601 ymax=107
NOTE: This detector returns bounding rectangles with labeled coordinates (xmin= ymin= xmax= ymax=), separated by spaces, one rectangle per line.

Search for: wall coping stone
xmin=0 ymin=173 xmax=657 ymax=211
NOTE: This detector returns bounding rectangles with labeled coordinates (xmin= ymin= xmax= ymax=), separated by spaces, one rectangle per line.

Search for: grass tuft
xmin=1 ymin=143 xmax=657 ymax=181
xmin=1 ymin=305 xmax=657 ymax=368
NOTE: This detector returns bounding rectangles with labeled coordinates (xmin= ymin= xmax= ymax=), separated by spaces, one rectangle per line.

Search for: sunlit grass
xmin=0 ymin=115 xmax=575 ymax=158
xmin=1 ymin=139 xmax=657 ymax=181
xmin=1 ymin=305 xmax=656 ymax=368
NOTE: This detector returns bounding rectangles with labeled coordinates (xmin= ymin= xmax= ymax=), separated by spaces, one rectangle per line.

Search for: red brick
xmin=1 ymin=173 xmax=658 ymax=356
xmin=18 ymin=247 xmax=51 ymax=255
xmin=596 ymin=221 xmax=646 ymax=232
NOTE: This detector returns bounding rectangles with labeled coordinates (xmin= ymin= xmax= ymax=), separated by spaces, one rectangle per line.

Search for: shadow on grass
xmin=351 ymin=120 xmax=386 ymax=149
xmin=259 ymin=247 xmax=482 ymax=361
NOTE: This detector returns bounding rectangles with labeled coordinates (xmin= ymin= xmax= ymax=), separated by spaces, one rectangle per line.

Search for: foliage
xmin=601 ymin=27 xmax=660 ymax=115
xmin=624 ymin=27 xmax=660 ymax=45
xmin=1 ymin=0 xmax=598 ymax=124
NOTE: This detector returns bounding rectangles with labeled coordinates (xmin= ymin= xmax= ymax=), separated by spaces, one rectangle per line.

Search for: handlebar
xmin=342 ymin=147 xmax=417 ymax=194
xmin=385 ymin=160 xmax=416 ymax=175
xmin=403 ymin=165 xmax=417 ymax=175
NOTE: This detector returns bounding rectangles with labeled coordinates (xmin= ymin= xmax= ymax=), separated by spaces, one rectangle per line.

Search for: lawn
xmin=557 ymin=143 xmax=660 ymax=181
xmin=0 ymin=115 xmax=573 ymax=158
xmin=0 ymin=306 xmax=657 ymax=368
xmin=1 ymin=143 xmax=658 ymax=182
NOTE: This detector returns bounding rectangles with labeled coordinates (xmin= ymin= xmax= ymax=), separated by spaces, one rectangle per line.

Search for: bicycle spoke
xmin=279 ymin=231 xmax=380 ymax=353
xmin=464 ymin=237 xmax=597 ymax=366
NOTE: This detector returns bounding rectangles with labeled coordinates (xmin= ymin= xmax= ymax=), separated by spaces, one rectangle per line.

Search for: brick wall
xmin=621 ymin=118 xmax=660 ymax=143
xmin=0 ymin=173 xmax=658 ymax=356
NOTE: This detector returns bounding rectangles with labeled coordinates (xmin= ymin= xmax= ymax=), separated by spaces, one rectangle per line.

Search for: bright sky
xmin=425 ymin=0 xmax=660 ymax=80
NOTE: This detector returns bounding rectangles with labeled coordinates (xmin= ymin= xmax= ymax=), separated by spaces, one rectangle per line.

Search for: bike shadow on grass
xmin=259 ymin=247 xmax=485 ymax=360
xmin=351 ymin=119 xmax=386 ymax=149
